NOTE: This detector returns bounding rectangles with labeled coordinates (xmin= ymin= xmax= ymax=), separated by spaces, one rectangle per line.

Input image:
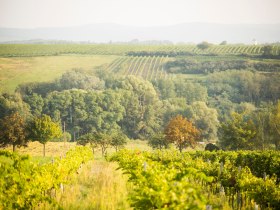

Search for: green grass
xmin=0 ymin=55 xmax=118 ymax=93
xmin=42 ymin=160 xmax=131 ymax=210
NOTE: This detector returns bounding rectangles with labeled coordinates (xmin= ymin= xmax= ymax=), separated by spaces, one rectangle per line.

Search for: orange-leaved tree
xmin=164 ymin=115 xmax=200 ymax=152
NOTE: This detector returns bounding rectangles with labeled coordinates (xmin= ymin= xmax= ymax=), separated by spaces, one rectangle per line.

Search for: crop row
xmin=0 ymin=146 xmax=93 ymax=210
xmin=109 ymin=149 xmax=280 ymax=209
xmin=106 ymin=56 xmax=170 ymax=80
xmin=0 ymin=44 xmax=279 ymax=57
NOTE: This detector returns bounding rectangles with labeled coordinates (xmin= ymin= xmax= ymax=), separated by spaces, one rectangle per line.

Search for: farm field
xmin=0 ymin=55 xmax=117 ymax=93
xmin=1 ymin=142 xmax=279 ymax=209
xmin=1 ymin=44 xmax=280 ymax=57
xmin=110 ymin=149 xmax=280 ymax=209
xmin=0 ymin=141 xmax=150 ymax=209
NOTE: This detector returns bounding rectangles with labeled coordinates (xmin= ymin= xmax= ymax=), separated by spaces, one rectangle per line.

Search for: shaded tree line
xmin=165 ymin=59 xmax=280 ymax=74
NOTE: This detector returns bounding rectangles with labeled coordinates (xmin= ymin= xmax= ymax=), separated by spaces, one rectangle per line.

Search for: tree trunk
xmin=12 ymin=144 xmax=16 ymax=152
xmin=179 ymin=144 xmax=182 ymax=153
xmin=43 ymin=144 xmax=46 ymax=157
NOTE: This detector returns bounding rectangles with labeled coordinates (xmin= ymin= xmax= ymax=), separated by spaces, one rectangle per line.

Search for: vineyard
xmin=0 ymin=44 xmax=280 ymax=57
xmin=110 ymin=149 xmax=280 ymax=210
xmin=0 ymin=146 xmax=93 ymax=209
xmin=105 ymin=56 xmax=170 ymax=80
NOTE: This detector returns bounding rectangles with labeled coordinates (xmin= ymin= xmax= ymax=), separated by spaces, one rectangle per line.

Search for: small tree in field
xmin=197 ymin=41 xmax=212 ymax=50
xmin=111 ymin=132 xmax=128 ymax=152
xmin=0 ymin=112 xmax=28 ymax=152
xmin=148 ymin=133 xmax=169 ymax=150
xmin=77 ymin=133 xmax=97 ymax=154
xmin=29 ymin=114 xmax=62 ymax=156
xmin=164 ymin=115 xmax=200 ymax=152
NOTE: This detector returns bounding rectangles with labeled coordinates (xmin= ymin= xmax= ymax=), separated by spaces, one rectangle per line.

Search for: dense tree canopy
xmin=0 ymin=112 xmax=28 ymax=151
xmin=1 ymin=64 xmax=279 ymax=151
xmin=219 ymin=112 xmax=256 ymax=150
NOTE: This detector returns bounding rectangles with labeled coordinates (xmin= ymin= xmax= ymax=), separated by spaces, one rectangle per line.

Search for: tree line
xmin=0 ymin=68 xmax=280 ymax=152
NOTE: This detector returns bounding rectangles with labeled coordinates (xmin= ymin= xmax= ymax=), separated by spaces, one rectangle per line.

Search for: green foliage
xmin=110 ymin=149 xmax=280 ymax=209
xmin=219 ymin=112 xmax=257 ymax=150
xmin=0 ymin=146 xmax=93 ymax=210
xmin=58 ymin=69 xmax=104 ymax=91
xmin=23 ymin=93 xmax=44 ymax=116
xmin=0 ymin=112 xmax=28 ymax=151
xmin=0 ymin=93 xmax=30 ymax=119
xmin=28 ymin=114 xmax=62 ymax=156
xmin=111 ymin=131 xmax=128 ymax=152
xmin=197 ymin=41 xmax=212 ymax=50
xmin=148 ymin=133 xmax=169 ymax=150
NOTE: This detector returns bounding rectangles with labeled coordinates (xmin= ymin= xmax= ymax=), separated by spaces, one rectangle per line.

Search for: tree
xmin=111 ymin=132 xmax=128 ymax=152
xmin=0 ymin=112 xmax=28 ymax=152
xmin=77 ymin=132 xmax=112 ymax=156
xmin=219 ymin=112 xmax=256 ymax=150
xmin=197 ymin=41 xmax=212 ymax=50
xmin=190 ymin=102 xmax=219 ymax=142
xmin=270 ymin=101 xmax=280 ymax=149
xmin=23 ymin=93 xmax=44 ymax=117
xmin=262 ymin=45 xmax=273 ymax=57
xmin=148 ymin=133 xmax=169 ymax=150
xmin=77 ymin=133 xmax=97 ymax=154
xmin=29 ymin=114 xmax=62 ymax=156
xmin=220 ymin=41 xmax=227 ymax=45
xmin=164 ymin=115 xmax=200 ymax=152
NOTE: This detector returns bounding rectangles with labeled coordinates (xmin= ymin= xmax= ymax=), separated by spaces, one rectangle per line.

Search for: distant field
xmin=0 ymin=43 xmax=279 ymax=57
xmin=1 ymin=44 xmax=280 ymax=93
xmin=0 ymin=55 xmax=117 ymax=93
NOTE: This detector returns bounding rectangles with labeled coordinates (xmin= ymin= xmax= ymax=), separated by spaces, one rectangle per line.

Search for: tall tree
xmin=0 ymin=112 xmax=28 ymax=152
xmin=219 ymin=112 xmax=256 ymax=150
xmin=164 ymin=115 xmax=200 ymax=152
xmin=29 ymin=114 xmax=62 ymax=156
xmin=270 ymin=101 xmax=280 ymax=149
xmin=190 ymin=102 xmax=219 ymax=142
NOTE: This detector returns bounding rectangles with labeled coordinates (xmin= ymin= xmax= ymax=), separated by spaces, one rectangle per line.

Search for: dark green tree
xmin=197 ymin=41 xmax=212 ymax=50
xmin=148 ymin=133 xmax=169 ymax=150
xmin=219 ymin=112 xmax=256 ymax=150
xmin=111 ymin=131 xmax=128 ymax=152
xmin=0 ymin=112 xmax=28 ymax=152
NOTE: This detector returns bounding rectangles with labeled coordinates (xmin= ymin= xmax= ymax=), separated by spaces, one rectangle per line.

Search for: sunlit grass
xmin=0 ymin=55 xmax=118 ymax=93
xmin=36 ymin=160 xmax=131 ymax=210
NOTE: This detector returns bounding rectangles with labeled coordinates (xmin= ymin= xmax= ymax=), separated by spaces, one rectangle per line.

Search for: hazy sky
xmin=0 ymin=0 xmax=280 ymax=28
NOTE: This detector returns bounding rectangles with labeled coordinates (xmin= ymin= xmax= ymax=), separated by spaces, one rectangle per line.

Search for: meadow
xmin=0 ymin=55 xmax=117 ymax=93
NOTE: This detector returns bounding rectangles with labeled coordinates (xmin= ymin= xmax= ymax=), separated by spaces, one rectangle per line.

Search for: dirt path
xmin=54 ymin=160 xmax=131 ymax=210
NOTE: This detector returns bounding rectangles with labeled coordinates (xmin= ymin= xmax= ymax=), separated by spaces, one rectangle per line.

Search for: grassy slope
xmin=0 ymin=55 xmax=118 ymax=93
